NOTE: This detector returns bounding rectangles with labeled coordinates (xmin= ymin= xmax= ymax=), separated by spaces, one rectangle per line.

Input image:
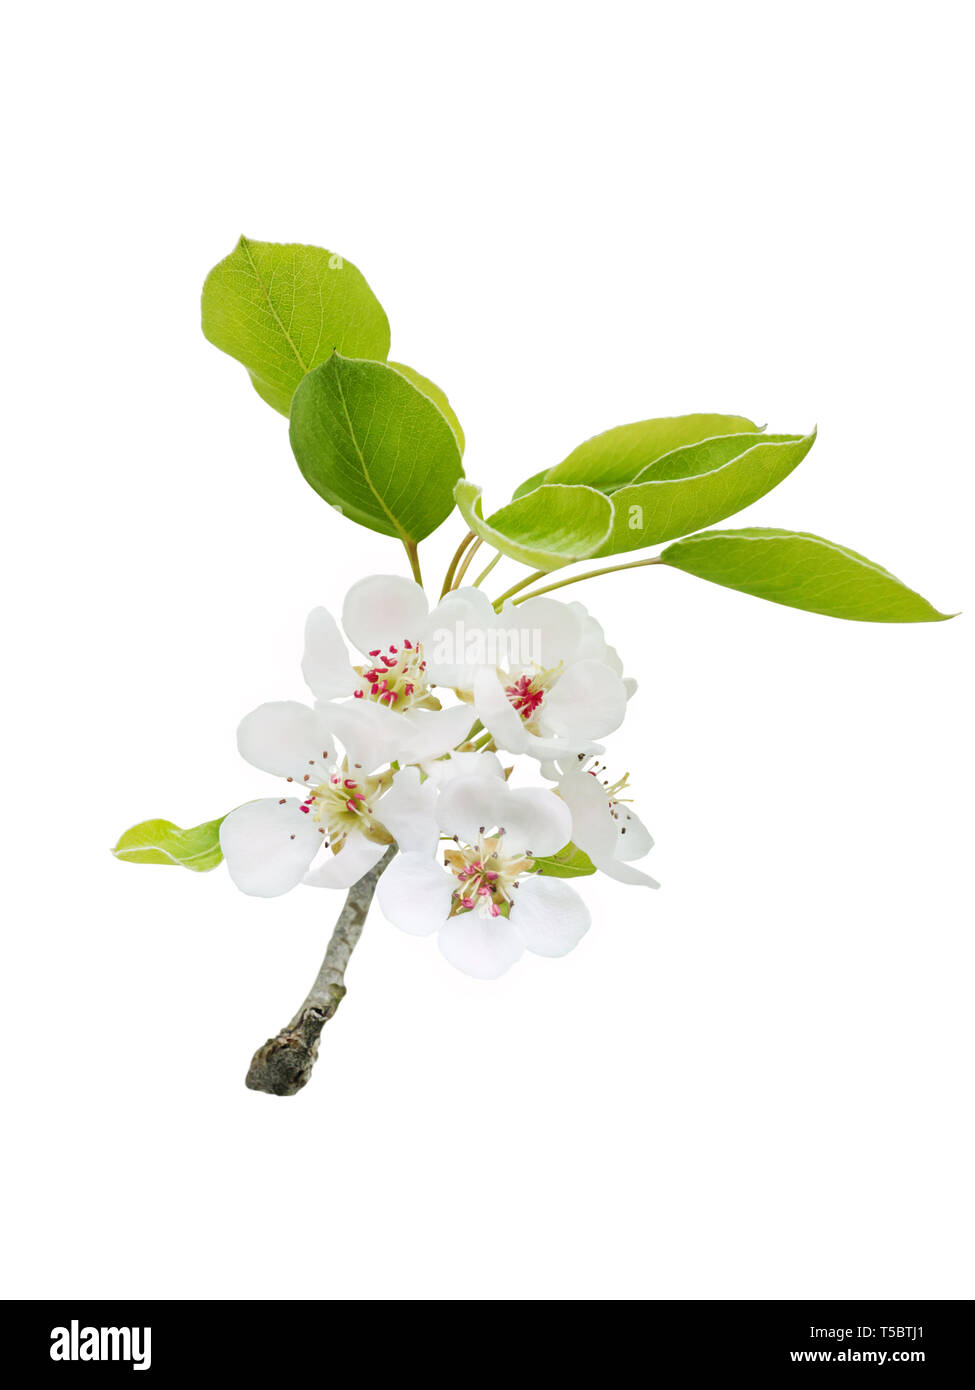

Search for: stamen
xmin=445 ymin=829 xmax=535 ymax=921
xmin=355 ymin=638 xmax=428 ymax=711
xmin=504 ymin=673 xmax=546 ymax=720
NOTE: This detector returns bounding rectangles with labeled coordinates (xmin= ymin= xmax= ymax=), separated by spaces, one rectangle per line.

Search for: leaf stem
xmin=492 ymin=569 xmax=549 ymax=609
xmin=509 ymin=556 xmax=663 ymax=604
xmin=452 ymin=537 xmax=484 ymax=589
xmin=404 ymin=539 xmax=424 ymax=589
xmin=245 ymin=845 xmax=397 ymax=1097
xmin=471 ymin=550 xmax=502 ymax=589
xmin=440 ymin=530 xmax=475 ymax=597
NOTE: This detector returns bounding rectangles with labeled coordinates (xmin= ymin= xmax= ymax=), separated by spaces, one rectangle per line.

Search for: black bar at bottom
xmin=3 ymin=1299 xmax=971 ymax=1378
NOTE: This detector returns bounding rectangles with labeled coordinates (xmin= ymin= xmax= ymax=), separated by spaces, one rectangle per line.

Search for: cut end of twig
xmin=244 ymin=1005 xmax=333 ymax=1096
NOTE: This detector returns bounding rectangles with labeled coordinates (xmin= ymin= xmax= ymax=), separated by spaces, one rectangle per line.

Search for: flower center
xmin=288 ymin=755 xmax=390 ymax=847
xmin=504 ymin=663 xmax=563 ymax=722
xmin=354 ymin=638 xmax=431 ymax=711
xmin=582 ymin=757 xmax=636 ymax=836
xmin=443 ymin=829 xmax=535 ymax=919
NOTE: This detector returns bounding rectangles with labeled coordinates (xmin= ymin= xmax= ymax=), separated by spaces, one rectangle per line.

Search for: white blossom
xmin=556 ymin=757 xmax=659 ymax=888
xmin=377 ymin=775 xmax=591 ymax=979
xmin=422 ymin=588 xmax=633 ymax=760
xmin=219 ymin=700 xmax=442 ymax=896
xmin=302 ymin=574 xmax=475 ymax=763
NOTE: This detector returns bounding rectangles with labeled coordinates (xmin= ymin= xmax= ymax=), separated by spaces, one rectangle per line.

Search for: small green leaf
xmin=532 ymin=842 xmax=597 ymax=878
xmin=661 ymin=528 xmax=954 ymax=622
xmin=512 ymin=468 xmax=553 ymax=500
xmin=201 ymin=237 xmax=390 ymax=416
xmin=112 ymin=816 xmax=226 ymax=871
xmin=546 ymin=413 xmax=762 ymax=492
xmin=455 ymin=480 xmax=613 ymax=571
xmin=388 ymin=362 xmax=465 ymax=455
xmin=598 ymin=430 xmax=817 ymax=554
xmin=289 ymin=355 xmax=464 ymax=542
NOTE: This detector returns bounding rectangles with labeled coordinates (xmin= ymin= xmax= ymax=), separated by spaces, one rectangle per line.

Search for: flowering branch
xmin=245 ymin=844 xmax=397 ymax=1097
xmin=111 ymin=237 xmax=954 ymax=1100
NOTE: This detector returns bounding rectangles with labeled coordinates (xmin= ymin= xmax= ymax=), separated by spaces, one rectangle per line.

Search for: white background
xmin=2 ymin=1 xmax=972 ymax=1300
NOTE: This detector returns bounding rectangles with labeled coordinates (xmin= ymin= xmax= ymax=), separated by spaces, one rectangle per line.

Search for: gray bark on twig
xmin=245 ymin=845 xmax=397 ymax=1097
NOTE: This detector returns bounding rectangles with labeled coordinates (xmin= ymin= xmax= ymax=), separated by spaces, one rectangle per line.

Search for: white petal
xmin=511 ymin=875 xmax=591 ymax=957
xmin=601 ymin=643 xmax=624 ymax=676
xmin=436 ymin=774 xmax=504 ymax=843
xmin=423 ymin=586 xmax=502 ymax=688
xmin=303 ymin=833 xmax=387 ymax=889
xmin=616 ymin=806 xmax=654 ymax=861
xmin=375 ymin=767 xmax=439 ymax=854
xmin=558 ymin=768 xmax=618 ymax=860
xmin=422 ymin=750 xmax=505 ymax=787
xmin=342 ymin=575 xmax=429 ymax=657
xmin=401 ymin=704 xmax=477 ymax=762
xmin=220 ymin=798 xmax=322 ymax=898
xmin=542 ymin=660 xmax=627 ymax=740
xmin=568 ymin=606 xmax=618 ymax=668
xmin=436 ymin=777 xmax=571 ymax=856
xmin=237 ymin=701 xmax=332 ymax=780
xmin=438 ymin=912 xmax=524 ymax=979
xmin=320 ymin=699 xmax=412 ymax=772
xmin=302 ymin=606 xmax=356 ymax=700
xmin=472 ymin=668 xmax=530 ymax=754
xmin=376 ymin=852 xmax=453 ymax=936
xmin=507 ymin=596 xmax=585 ymax=669
xmin=521 ymin=729 xmax=606 ymax=761
xmin=624 ymin=676 xmax=638 ymax=701
xmin=493 ymin=786 xmax=571 ymax=857
xmin=594 ymin=855 xmax=660 ymax=888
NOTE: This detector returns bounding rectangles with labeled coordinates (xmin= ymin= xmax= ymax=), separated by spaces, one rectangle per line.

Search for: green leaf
xmin=455 ymin=480 xmax=613 ymax=571
xmin=512 ymin=467 xmax=552 ymax=500
xmin=661 ymin=528 xmax=954 ymax=622
xmin=289 ymin=355 xmax=464 ymax=542
xmin=201 ymin=237 xmax=391 ymax=416
xmin=598 ymin=429 xmax=817 ymax=554
xmin=112 ymin=816 xmax=226 ymax=871
xmin=532 ymin=842 xmax=597 ymax=878
xmin=546 ymin=413 xmax=762 ymax=491
xmin=388 ymin=362 xmax=465 ymax=455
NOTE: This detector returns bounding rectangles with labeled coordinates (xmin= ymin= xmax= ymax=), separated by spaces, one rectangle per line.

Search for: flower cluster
xmin=220 ymin=575 xmax=657 ymax=978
